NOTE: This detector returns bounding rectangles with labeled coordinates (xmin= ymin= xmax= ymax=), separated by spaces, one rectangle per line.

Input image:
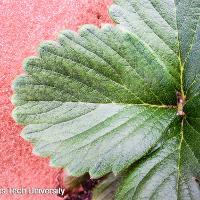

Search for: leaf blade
xmin=13 ymin=102 xmax=176 ymax=178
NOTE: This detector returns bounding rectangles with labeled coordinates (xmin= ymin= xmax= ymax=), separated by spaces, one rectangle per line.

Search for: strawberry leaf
xmin=12 ymin=0 xmax=200 ymax=199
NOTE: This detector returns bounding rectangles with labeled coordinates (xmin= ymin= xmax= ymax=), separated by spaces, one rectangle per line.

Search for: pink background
xmin=0 ymin=0 xmax=112 ymax=199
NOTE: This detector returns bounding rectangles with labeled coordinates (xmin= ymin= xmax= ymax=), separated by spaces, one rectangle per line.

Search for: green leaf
xmin=92 ymin=174 xmax=122 ymax=200
xmin=116 ymin=121 xmax=200 ymax=199
xmin=13 ymin=101 xmax=176 ymax=177
xmin=108 ymin=0 xmax=200 ymax=199
xmin=12 ymin=24 xmax=178 ymax=178
xmin=63 ymin=172 xmax=90 ymax=193
xmin=12 ymin=0 xmax=200 ymax=199
xmin=12 ymin=25 xmax=179 ymax=106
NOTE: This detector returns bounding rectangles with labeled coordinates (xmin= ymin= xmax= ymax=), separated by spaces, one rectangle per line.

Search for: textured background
xmin=0 ymin=0 xmax=112 ymax=199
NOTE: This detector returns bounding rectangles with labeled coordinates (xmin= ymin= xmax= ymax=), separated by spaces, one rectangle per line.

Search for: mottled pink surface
xmin=0 ymin=0 xmax=112 ymax=199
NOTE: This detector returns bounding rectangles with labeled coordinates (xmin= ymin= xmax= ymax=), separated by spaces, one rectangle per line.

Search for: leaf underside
xmin=12 ymin=0 xmax=200 ymax=199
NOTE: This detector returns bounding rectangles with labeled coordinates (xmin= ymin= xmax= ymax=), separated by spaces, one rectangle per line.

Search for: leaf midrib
xmin=174 ymin=0 xmax=186 ymax=197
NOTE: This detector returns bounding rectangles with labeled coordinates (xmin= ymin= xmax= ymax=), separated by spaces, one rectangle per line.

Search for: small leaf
xmin=92 ymin=174 xmax=121 ymax=200
xmin=63 ymin=172 xmax=89 ymax=193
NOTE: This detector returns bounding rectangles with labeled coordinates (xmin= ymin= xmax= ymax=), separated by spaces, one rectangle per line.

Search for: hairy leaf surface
xmin=12 ymin=0 xmax=200 ymax=199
